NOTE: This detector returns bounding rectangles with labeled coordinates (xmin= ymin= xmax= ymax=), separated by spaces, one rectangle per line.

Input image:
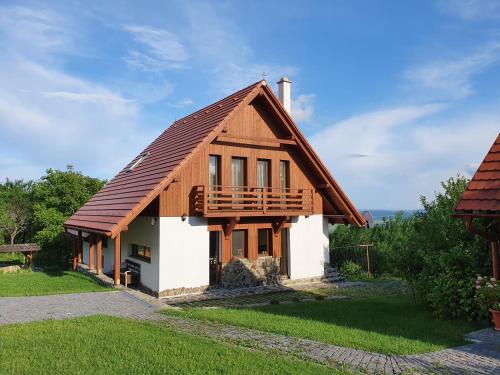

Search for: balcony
xmin=194 ymin=185 xmax=314 ymax=217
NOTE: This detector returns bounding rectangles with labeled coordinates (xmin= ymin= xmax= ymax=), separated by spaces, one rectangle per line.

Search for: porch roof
xmin=455 ymin=132 xmax=500 ymax=218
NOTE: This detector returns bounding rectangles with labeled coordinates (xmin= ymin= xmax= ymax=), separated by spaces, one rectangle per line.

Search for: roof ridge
xmin=172 ymin=80 xmax=264 ymax=126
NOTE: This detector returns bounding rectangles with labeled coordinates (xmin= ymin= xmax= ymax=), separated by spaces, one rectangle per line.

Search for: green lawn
xmin=165 ymin=295 xmax=485 ymax=355
xmin=0 ymin=270 xmax=108 ymax=297
xmin=0 ymin=316 xmax=349 ymax=375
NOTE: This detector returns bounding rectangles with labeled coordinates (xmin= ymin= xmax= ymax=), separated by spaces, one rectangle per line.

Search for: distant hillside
xmin=360 ymin=209 xmax=420 ymax=225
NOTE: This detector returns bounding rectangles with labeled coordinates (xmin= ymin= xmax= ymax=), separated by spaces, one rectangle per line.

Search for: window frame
xmin=257 ymin=228 xmax=273 ymax=257
xmin=130 ymin=243 xmax=152 ymax=263
xmin=231 ymin=229 xmax=247 ymax=259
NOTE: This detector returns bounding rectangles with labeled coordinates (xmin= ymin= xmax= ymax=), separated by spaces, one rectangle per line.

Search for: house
xmin=63 ymin=78 xmax=365 ymax=296
xmin=454 ymin=132 xmax=500 ymax=279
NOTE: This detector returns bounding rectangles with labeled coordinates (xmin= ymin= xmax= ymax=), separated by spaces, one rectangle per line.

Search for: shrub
xmin=476 ymin=276 xmax=500 ymax=313
xmin=340 ymin=261 xmax=368 ymax=280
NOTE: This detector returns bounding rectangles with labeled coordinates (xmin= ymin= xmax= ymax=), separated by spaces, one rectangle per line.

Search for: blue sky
xmin=0 ymin=0 xmax=499 ymax=209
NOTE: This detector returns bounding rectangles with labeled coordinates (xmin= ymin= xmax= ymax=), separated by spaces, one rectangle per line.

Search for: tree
xmin=32 ymin=166 xmax=105 ymax=268
xmin=0 ymin=179 xmax=33 ymax=244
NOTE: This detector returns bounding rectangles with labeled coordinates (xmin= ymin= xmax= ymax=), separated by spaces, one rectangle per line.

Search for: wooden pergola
xmin=65 ymin=228 xmax=119 ymax=284
xmin=454 ymin=133 xmax=500 ymax=279
xmin=0 ymin=243 xmax=40 ymax=266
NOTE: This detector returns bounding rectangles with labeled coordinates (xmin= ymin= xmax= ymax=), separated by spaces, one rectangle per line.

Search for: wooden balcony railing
xmin=194 ymin=185 xmax=314 ymax=217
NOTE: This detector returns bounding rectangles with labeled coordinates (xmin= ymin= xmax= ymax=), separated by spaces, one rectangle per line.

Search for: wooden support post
xmin=96 ymin=235 xmax=102 ymax=275
xmin=77 ymin=230 xmax=82 ymax=263
xmin=365 ymin=245 xmax=372 ymax=279
xmin=73 ymin=238 xmax=78 ymax=271
xmin=223 ymin=217 xmax=239 ymax=239
xmin=114 ymin=233 xmax=121 ymax=285
xmin=492 ymin=240 xmax=499 ymax=280
xmin=89 ymin=238 xmax=95 ymax=272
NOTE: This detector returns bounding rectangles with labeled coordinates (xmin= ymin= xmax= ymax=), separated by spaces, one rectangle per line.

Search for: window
xmin=131 ymin=244 xmax=151 ymax=263
xmin=257 ymin=159 xmax=271 ymax=189
xmin=231 ymin=157 xmax=246 ymax=203
xmin=279 ymin=160 xmax=290 ymax=191
xmin=127 ymin=152 xmax=149 ymax=173
xmin=209 ymin=155 xmax=221 ymax=190
xmin=231 ymin=157 xmax=246 ymax=188
xmin=231 ymin=230 xmax=247 ymax=258
xmin=258 ymin=228 xmax=272 ymax=256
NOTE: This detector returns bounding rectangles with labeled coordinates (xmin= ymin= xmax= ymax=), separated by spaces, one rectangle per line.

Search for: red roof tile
xmin=65 ymin=81 xmax=263 ymax=235
xmin=455 ymin=133 xmax=500 ymax=214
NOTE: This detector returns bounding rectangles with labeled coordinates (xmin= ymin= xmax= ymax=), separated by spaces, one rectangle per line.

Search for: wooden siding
xmin=207 ymin=219 xmax=291 ymax=263
xmin=159 ymin=97 xmax=336 ymax=217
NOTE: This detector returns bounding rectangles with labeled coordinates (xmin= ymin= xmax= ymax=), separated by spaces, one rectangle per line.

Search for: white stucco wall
xmin=158 ymin=216 xmax=209 ymax=292
xmin=288 ymin=215 xmax=329 ymax=279
xmin=80 ymin=217 xmax=159 ymax=291
xmin=121 ymin=216 xmax=159 ymax=292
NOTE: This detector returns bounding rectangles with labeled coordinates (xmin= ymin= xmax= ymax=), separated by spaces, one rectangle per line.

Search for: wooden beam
xmin=223 ymin=217 xmax=240 ymax=239
xmin=114 ymin=233 xmax=121 ymax=285
xmin=96 ymin=235 xmax=102 ymax=274
xmin=77 ymin=230 xmax=82 ymax=266
xmin=89 ymin=238 xmax=95 ymax=272
xmin=73 ymin=237 xmax=78 ymax=271
xmin=317 ymin=184 xmax=330 ymax=189
xmin=216 ymin=134 xmax=297 ymax=147
xmin=273 ymin=217 xmax=289 ymax=236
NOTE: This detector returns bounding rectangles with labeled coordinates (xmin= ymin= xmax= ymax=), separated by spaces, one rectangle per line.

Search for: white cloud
xmin=0 ymin=6 xmax=156 ymax=181
xmin=292 ymin=94 xmax=315 ymax=123
xmin=0 ymin=5 xmax=77 ymax=59
xmin=404 ymin=41 xmax=500 ymax=100
xmin=438 ymin=0 xmax=500 ymax=20
xmin=183 ymin=3 xmax=298 ymax=95
xmin=124 ymin=25 xmax=188 ymax=71
xmin=309 ymin=103 xmax=499 ymax=209
xmin=168 ymin=98 xmax=194 ymax=108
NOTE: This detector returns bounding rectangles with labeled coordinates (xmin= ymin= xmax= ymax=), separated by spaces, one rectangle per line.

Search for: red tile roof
xmin=455 ymin=133 xmax=500 ymax=214
xmin=65 ymin=80 xmax=365 ymax=236
xmin=65 ymin=81 xmax=263 ymax=235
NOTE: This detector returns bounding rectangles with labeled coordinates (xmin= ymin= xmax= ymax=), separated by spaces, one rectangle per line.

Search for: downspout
xmin=464 ymin=216 xmax=500 ymax=279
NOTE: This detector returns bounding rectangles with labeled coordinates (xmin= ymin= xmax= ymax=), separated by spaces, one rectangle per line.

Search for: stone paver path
xmin=1 ymin=291 xmax=499 ymax=375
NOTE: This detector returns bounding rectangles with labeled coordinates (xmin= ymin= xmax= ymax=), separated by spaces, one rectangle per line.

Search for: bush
xmin=340 ymin=261 xmax=368 ymax=280
xmin=330 ymin=175 xmax=492 ymax=321
xmin=476 ymin=276 xmax=500 ymax=313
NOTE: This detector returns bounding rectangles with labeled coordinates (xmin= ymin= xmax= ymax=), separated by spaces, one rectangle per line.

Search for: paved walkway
xmin=1 ymin=291 xmax=499 ymax=374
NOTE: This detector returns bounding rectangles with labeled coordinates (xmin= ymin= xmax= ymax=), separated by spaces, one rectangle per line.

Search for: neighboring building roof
xmin=65 ymin=80 xmax=365 ymax=237
xmin=0 ymin=243 xmax=40 ymax=253
xmin=455 ymin=133 xmax=500 ymax=216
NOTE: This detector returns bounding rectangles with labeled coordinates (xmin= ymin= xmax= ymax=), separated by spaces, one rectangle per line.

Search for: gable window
xmin=258 ymin=228 xmax=272 ymax=256
xmin=231 ymin=230 xmax=247 ymax=258
xmin=279 ymin=160 xmax=290 ymax=191
xmin=231 ymin=157 xmax=246 ymax=203
xmin=209 ymin=155 xmax=221 ymax=190
xmin=131 ymin=244 xmax=151 ymax=263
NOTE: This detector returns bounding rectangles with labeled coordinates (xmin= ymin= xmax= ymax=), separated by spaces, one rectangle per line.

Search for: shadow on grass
xmin=235 ymin=295 xmax=486 ymax=348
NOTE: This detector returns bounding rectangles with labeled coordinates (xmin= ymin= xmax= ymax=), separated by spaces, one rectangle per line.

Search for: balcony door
xmin=257 ymin=159 xmax=271 ymax=207
xmin=231 ymin=157 xmax=246 ymax=204
xmin=209 ymin=155 xmax=221 ymax=205
xmin=279 ymin=160 xmax=290 ymax=209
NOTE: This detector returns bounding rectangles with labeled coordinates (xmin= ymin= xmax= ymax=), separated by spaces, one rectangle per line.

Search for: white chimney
xmin=277 ymin=77 xmax=292 ymax=115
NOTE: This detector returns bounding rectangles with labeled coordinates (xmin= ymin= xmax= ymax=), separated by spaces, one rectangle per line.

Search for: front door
xmin=209 ymin=231 xmax=221 ymax=286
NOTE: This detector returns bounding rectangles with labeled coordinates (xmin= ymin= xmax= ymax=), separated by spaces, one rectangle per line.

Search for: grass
xmin=0 ymin=316 xmax=350 ymax=375
xmin=0 ymin=270 xmax=108 ymax=297
xmin=165 ymin=294 xmax=485 ymax=355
